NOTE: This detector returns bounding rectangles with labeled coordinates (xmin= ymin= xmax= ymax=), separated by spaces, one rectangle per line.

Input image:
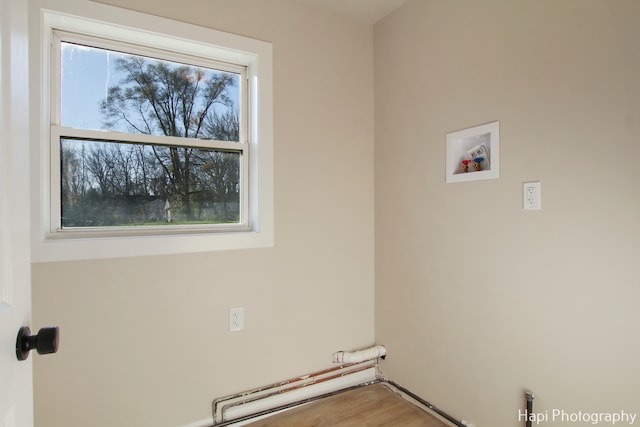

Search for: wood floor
xmin=242 ymin=383 xmax=452 ymax=427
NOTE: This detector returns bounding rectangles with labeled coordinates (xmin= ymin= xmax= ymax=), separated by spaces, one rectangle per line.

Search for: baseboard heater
xmin=211 ymin=348 xmax=468 ymax=427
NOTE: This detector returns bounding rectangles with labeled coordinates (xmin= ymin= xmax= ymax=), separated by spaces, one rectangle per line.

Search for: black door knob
xmin=16 ymin=326 xmax=60 ymax=361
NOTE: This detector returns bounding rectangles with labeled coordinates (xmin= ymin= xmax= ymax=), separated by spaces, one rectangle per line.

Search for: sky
xmin=60 ymin=41 xmax=240 ymax=135
xmin=61 ymin=42 xmax=115 ymax=130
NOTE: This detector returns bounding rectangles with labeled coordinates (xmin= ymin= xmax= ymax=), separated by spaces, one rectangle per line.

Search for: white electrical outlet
xmin=523 ymin=181 xmax=541 ymax=210
xmin=229 ymin=307 xmax=244 ymax=332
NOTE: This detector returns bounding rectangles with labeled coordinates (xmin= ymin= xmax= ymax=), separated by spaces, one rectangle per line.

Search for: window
xmin=32 ymin=2 xmax=273 ymax=261
xmin=54 ymin=34 xmax=247 ymax=233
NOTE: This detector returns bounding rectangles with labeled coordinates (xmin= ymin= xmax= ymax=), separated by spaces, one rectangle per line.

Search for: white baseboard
xmin=179 ymin=419 xmax=211 ymax=427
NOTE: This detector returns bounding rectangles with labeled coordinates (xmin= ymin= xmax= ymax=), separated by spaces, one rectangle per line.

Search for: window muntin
xmin=51 ymin=32 xmax=249 ymax=234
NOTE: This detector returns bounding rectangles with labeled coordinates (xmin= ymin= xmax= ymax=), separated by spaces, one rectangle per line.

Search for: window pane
xmin=60 ymin=138 xmax=241 ymax=228
xmin=60 ymin=41 xmax=241 ymax=142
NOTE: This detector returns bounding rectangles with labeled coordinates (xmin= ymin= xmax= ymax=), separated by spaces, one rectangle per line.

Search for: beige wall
xmin=31 ymin=1 xmax=375 ymax=426
xmin=32 ymin=0 xmax=640 ymax=426
xmin=375 ymin=1 xmax=640 ymax=426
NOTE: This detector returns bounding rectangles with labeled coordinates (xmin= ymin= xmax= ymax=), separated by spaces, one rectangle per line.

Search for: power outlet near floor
xmin=229 ymin=307 xmax=245 ymax=332
xmin=523 ymin=181 xmax=541 ymax=210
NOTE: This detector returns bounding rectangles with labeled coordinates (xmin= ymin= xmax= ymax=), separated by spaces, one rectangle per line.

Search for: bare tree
xmin=101 ymin=56 xmax=238 ymax=220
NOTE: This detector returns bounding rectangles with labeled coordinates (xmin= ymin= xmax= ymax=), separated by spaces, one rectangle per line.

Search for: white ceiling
xmin=292 ymin=0 xmax=409 ymax=25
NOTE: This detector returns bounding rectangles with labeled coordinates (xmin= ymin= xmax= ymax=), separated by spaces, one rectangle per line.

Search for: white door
xmin=0 ymin=0 xmax=34 ymax=426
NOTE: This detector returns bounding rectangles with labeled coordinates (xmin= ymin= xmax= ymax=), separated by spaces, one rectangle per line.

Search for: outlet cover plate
xmin=523 ymin=181 xmax=541 ymax=210
xmin=229 ymin=307 xmax=245 ymax=332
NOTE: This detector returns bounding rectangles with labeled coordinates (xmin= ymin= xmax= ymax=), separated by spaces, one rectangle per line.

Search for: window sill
xmin=32 ymin=228 xmax=273 ymax=262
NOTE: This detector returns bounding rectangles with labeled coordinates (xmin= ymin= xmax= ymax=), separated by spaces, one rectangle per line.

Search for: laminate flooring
xmin=242 ymin=383 xmax=452 ymax=427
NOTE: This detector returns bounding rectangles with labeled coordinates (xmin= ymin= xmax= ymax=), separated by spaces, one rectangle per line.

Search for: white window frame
xmin=30 ymin=0 xmax=273 ymax=262
xmin=51 ymin=31 xmax=250 ymax=236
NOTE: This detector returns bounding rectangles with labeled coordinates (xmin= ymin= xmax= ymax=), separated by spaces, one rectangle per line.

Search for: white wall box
xmin=446 ymin=121 xmax=499 ymax=183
